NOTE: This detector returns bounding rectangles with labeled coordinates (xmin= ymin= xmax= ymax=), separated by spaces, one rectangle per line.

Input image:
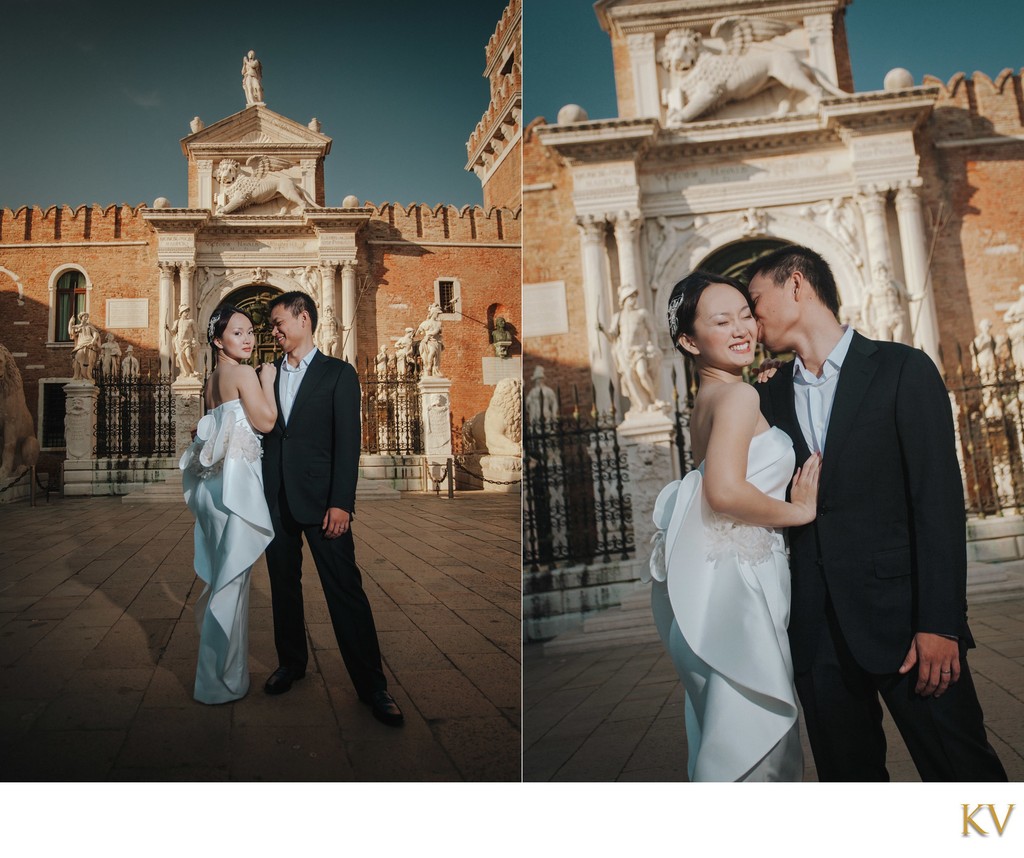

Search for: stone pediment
xmin=181 ymin=104 xmax=331 ymax=158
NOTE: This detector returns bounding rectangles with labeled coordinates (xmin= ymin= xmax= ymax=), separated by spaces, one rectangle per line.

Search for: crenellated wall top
xmin=363 ymin=201 xmax=521 ymax=244
xmin=924 ymin=68 xmax=1024 ymax=141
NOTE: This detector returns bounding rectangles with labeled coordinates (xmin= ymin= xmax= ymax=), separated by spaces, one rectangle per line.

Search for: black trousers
xmin=265 ymin=487 xmax=387 ymax=698
xmin=794 ymin=597 xmax=1007 ymax=782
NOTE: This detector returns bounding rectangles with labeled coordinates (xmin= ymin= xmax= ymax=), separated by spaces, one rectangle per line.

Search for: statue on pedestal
xmin=491 ymin=316 xmax=513 ymax=358
xmin=242 ymin=50 xmax=264 ymax=106
xmin=317 ymin=306 xmax=338 ymax=357
xmin=599 ymin=284 xmax=664 ymax=414
xmin=100 ymin=333 xmax=122 ymax=378
xmin=972 ymin=319 xmax=999 ymax=386
xmin=863 ymin=262 xmax=910 ymax=344
xmin=526 ymin=365 xmax=558 ymax=426
xmin=69 ymin=312 xmax=101 ymax=382
xmin=394 ymin=327 xmax=415 ymax=376
xmin=1003 ymin=284 xmax=1024 ymax=373
xmin=416 ymin=303 xmax=444 ymax=377
xmin=121 ymin=345 xmax=140 ymax=379
xmin=172 ymin=307 xmax=199 ymax=377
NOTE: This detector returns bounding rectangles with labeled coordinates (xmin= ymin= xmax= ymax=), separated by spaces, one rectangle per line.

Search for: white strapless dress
xmin=649 ymin=426 xmax=803 ymax=782
xmin=179 ymin=400 xmax=274 ymax=704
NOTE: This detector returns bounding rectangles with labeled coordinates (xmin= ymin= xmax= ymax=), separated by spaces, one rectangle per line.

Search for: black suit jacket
xmin=262 ymin=351 xmax=361 ymax=524
xmin=759 ymin=332 xmax=970 ymax=674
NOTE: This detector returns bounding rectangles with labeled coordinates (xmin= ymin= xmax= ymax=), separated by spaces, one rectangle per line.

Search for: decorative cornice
xmin=595 ymin=0 xmax=851 ymax=37
xmin=141 ymin=209 xmax=211 ymax=232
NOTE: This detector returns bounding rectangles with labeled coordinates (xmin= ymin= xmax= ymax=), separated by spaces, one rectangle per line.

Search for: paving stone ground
xmin=0 ymin=491 xmax=521 ymax=782
xmin=525 ymin=596 xmax=1024 ymax=782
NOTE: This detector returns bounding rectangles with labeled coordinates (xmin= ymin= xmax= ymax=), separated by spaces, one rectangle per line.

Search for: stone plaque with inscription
xmin=106 ymin=298 xmax=149 ymax=329
xmin=523 ymin=282 xmax=569 ymax=338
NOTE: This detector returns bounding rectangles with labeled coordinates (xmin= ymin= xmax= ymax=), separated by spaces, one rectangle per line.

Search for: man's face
xmin=269 ymin=305 xmax=309 ymax=356
xmin=747 ymin=271 xmax=798 ymax=353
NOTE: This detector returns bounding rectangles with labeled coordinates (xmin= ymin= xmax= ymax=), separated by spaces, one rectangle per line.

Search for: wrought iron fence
xmin=945 ymin=342 xmax=1024 ymax=516
xmin=523 ymin=386 xmax=634 ymax=571
xmin=95 ymin=367 xmax=175 ymax=458
xmin=358 ymin=358 xmax=423 ymax=455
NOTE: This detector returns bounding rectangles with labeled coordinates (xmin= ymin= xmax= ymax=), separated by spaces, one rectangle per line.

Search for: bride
xmin=650 ymin=271 xmax=820 ymax=781
xmin=180 ymin=305 xmax=278 ymax=704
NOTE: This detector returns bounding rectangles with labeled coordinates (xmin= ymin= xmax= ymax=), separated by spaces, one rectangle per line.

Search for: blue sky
xmin=525 ymin=0 xmax=1024 ymax=125
xmin=1 ymin=0 xmax=509 ymax=209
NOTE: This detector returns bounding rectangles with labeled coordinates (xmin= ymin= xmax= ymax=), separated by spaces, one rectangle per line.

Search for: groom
xmin=261 ymin=290 xmax=403 ymax=727
xmin=749 ymin=245 xmax=1005 ymax=781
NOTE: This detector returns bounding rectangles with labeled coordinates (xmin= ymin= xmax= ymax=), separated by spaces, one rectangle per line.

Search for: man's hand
xmin=321 ymin=507 xmax=350 ymax=539
xmin=898 ymin=632 xmax=961 ymax=697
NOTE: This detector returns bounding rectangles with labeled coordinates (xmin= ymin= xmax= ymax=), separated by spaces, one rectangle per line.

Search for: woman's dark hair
xmin=666 ymin=270 xmax=751 ymax=356
xmin=207 ymin=304 xmax=253 ymax=367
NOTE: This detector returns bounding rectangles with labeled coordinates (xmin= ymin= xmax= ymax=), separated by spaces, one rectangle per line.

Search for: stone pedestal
xmin=172 ymin=375 xmax=204 ymax=458
xmin=419 ymin=374 xmax=453 ymax=459
xmin=480 ymin=454 xmax=522 ymax=493
xmin=64 ymin=381 xmax=98 ymax=462
xmin=616 ymin=408 xmax=676 ymax=564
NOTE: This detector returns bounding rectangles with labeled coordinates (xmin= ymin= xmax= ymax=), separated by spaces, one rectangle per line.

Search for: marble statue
xmin=863 ymin=263 xmax=910 ymax=344
xmin=599 ymin=285 xmax=664 ymax=413
xmin=215 ymin=156 xmax=317 ymax=216
xmin=317 ymin=306 xmax=338 ymax=357
xmin=68 ymin=312 xmax=101 ymax=382
xmin=121 ymin=345 xmax=140 ymax=379
xmin=375 ymin=344 xmax=389 ymax=377
xmin=649 ymin=215 xmax=691 ymax=286
xmin=1003 ymin=284 xmax=1024 ymax=372
xmin=300 ymin=265 xmax=322 ymax=303
xmin=526 ymin=365 xmax=558 ymax=426
xmin=172 ymin=307 xmax=199 ymax=377
xmin=242 ymin=50 xmax=264 ymax=106
xmin=100 ymin=333 xmax=122 ymax=378
xmin=393 ymin=327 xmax=415 ymax=376
xmin=416 ymin=303 xmax=444 ymax=377
xmin=0 ymin=343 xmax=40 ymax=478
xmin=658 ymin=17 xmax=842 ymax=126
xmin=491 ymin=316 xmax=513 ymax=358
xmin=972 ymin=319 xmax=998 ymax=385
xmin=742 ymin=207 xmax=767 ymax=236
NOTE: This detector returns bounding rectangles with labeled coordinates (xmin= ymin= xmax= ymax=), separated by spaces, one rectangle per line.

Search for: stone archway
xmin=697 ymin=238 xmax=789 ymax=281
xmin=222 ymin=284 xmax=282 ymax=364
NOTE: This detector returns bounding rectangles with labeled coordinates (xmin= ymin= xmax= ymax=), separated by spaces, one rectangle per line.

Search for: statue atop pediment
xmin=658 ymin=16 xmax=844 ymax=126
xmin=215 ymin=155 xmax=318 ymax=216
xmin=242 ymin=50 xmax=265 ymax=107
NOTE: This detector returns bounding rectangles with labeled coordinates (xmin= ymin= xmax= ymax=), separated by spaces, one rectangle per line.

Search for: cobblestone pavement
xmin=0 ymin=492 xmax=521 ymax=781
xmin=525 ymin=596 xmax=1024 ymax=782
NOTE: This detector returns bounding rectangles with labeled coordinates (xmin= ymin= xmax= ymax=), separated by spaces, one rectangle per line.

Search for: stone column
xmin=895 ymin=181 xmax=942 ymax=369
xmin=171 ymin=376 xmax=204 ymax=458
xmin=320 ymin=261 xmax=338 ymax=357
xmin=856 ymin=185 xmax=894 ymax=272
xmin=340 ymin=260 xmax=357 ymax=363
xmin=626 ymin=33 xmax=660 ymax=118
xmin=612 ymin=210 xmax=644 ymax=306
xmin=419 ymin=375 xmax=453 ymax=490
xmin=158 ymin=261 xmax=176 ymax=377
xmin=63 ymin=381 xmax=99 ymax=497
xmin=616 ymin=410 xmax=677 ymax=566
xmin=179 ymin=260 xmax=195 ymax=319
xmin=196 ymin=160 xmax=214 ymax=211
xmin=577 ymin=214 xmax=617 ymax=413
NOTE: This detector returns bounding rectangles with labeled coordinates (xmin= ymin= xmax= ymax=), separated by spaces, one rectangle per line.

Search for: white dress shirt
xmin=792 ymin=326 xmax=854 ymax=454
xmin=279 ymin=346 xmax=318 ymax=425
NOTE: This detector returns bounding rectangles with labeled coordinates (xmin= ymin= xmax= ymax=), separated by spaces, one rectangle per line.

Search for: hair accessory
xmin=207 ymin=308 xmax=223 ymax=344
xmin=667 ymin=292 xmax=686 ymax=342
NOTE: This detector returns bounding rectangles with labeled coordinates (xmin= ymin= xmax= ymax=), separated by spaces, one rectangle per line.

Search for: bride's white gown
xmin=650 ymin=426 xmax=803 ymax=782
xmin=180 ymin=400 xmax=274 ymax=704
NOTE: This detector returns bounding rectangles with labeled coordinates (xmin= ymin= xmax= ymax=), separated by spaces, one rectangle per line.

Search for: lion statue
xmin=0 ymin=343 xmax=40 ymax=479
xmin=215 ymin=155 xmax=318 ymax=215
xmin=658 ymin=16 xmax=845 ymax=126
xmin=462 ymin=376 xmax=522 ymax=457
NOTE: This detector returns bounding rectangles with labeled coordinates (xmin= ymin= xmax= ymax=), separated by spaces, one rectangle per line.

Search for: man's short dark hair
xmin=745 ymin=244 xmax=840 ymax=317
xmin=268 ymin=290 xmax=318 ymax=333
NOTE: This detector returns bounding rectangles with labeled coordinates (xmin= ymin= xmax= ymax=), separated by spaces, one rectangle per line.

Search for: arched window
xmin=54 ymin=270 xmax=87 ymax=342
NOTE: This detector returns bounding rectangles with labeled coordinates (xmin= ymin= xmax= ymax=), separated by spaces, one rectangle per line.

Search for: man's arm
xmin=325 ymin=362 xmax=361 ymax=528
xmin=894 ymin=348 xmax=967 ymax=695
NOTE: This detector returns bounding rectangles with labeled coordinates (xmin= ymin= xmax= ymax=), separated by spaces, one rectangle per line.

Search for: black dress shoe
xmin=264 ymin=666 xmax=306 ymax=695
xmin=362 ymin=689 xmax=404 ymax=726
